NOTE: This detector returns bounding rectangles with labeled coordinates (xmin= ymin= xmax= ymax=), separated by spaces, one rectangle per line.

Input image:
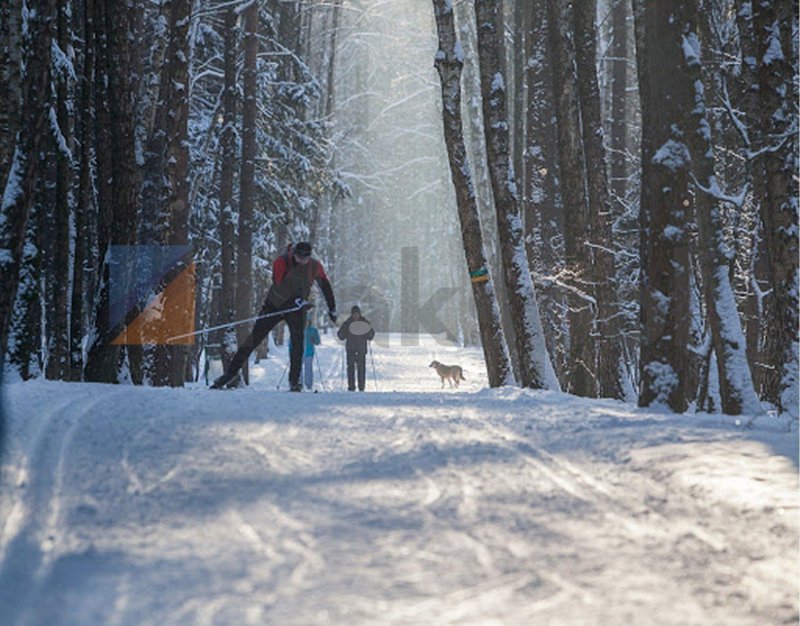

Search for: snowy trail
xmin=0 ymin=334 xmax=797 ymax=625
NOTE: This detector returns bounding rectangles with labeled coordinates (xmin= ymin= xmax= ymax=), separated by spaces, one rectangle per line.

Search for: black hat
xmin=294 ymin=241 xmax=312 ymax=258
xmin=351 ymin=305 xmax=361 ymax=314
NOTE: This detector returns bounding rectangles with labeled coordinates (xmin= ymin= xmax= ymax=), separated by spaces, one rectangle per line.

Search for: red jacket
xmin=268 ymin=245 xmax=336 ymax=313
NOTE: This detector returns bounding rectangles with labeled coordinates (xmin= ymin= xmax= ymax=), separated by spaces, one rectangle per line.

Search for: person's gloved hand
xmin=329 ymin=310 xmax=338 ymax=324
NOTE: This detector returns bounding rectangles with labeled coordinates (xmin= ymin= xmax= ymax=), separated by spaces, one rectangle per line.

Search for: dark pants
xmin=216 ymin=303 xmax=304 ymax=388
xmin=347 ymin=350 xmax=366 ymax=391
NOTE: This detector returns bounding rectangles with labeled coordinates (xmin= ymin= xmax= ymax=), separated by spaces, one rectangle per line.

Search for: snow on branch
xmin=681 ymin=33 xmax=701 ymax=68
xmin=719 ymin=76 xmax=751 ymax=149
xmin=49 ymin=105 xmax=72 ymax=161
xmin=51 ymin=40 xmax=76 ymax=81
xmin=690 ymin=173 xmax=749 ymax=208
xmin=190 ymin=0 xmax=254 ymax=22
xmin=652 ymin=139 xmax=690 ymax=171
xmin=746 ymin=121 xmax=798 ymax=160
xmin=533 ymin=270 xmax=597 ymax=308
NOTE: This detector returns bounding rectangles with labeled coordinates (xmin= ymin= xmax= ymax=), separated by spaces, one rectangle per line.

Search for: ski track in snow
xmin=0 ymin=333 xmax=797 ymax=625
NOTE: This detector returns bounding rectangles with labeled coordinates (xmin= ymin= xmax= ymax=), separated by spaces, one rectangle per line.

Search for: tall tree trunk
xmin=324 ymin=0 xmax=341 ymax=121
xmin=216 ymin=8 xmax=238 ymax=374
xmin=433 ymin=0 xmax=513 ymax=388
xmin=150 ymin=0 xmax=192 ymax=387
xmin=511 ymin=0 xmax=526 ymax=215
xmin=546 ymin=0 xmax=596 ymax=397
xmin=609 ymin=0 xmax=629 ymax=216
xmin=474 ymin=0 xmax=558 ymax=390
xmin=7 ymin=206 xmax=42 ymax=379
xmin=751 ymin=0 xmax=798 ymax=414
xmin=135 ymin=1 xmax=171 ymax=384
xmin=71 ymin=0 xmax=95 ymax=381
xmin=277 ymin=0 xmax=301 ymax=83
xmin=85 ymin=0 xmax=113 ymax=379
xmin=92 ymin=0 xmax=112 ymax=292
xmin=743 ymin=222 xmax=770 ymax=393
xmin=236 ymin=0 xmax=258 ymax=385
xmin=1 ymin=0 xmax=23 ymax=184
xmin=84 ymin=0 xmax=142 ymax=383
xmin=573 ymin=0 xmax=625 ymax=399
xmin=732 ymin=0 xmax=770 ymax=396
xmin=634 ymin=0 xmax=693 ymax=412
xmin=682 ymin=6 xmax=762 ymax=415
xmin=609 ymin=0 xmax=633 ymax=394
xmin=455 ymin=0 xmax=519 ymax=381
xmin=47 ymin=0 xmax=74 ymax=380
xmin=524 ymin=0 xmax=564 ymax=386
xmin=0 ymin=0 xmax=55 ymax=363
xmin=314 ymin=0 xmax=341 ymax=260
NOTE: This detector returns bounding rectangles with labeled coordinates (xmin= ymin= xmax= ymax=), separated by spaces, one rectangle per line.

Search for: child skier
xmin=289 ymin=316 xmax=321 ymax=390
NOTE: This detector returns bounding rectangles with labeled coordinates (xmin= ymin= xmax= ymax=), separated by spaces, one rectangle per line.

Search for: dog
xmin=429 ymin=360 xmax=466 ymax=388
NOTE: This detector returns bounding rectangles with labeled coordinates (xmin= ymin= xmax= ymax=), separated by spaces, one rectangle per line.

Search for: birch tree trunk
xmin=433 ymin=0 xmax=513 ymax=388
xmin=473 ymin=0 xmax=557 ymax=390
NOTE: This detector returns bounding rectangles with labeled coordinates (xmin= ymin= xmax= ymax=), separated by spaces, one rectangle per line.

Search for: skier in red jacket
xmin=211 ymin=241 xmax=337 ymax=391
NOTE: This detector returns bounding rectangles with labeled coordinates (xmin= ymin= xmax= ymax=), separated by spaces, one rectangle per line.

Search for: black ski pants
xmin=347 ymin=350 xmax=367 ymax=391
xmin=220 ymin=303 xmax=305 ymax=387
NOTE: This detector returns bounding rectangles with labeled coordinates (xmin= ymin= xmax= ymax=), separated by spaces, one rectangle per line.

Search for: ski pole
xmin=315 ymin=352 xmax=325 ymax=389
xmin=166 ymin=299 xmax=311 ymax=344
xmin=276 ymin=361 xmax=289 ymax=390
xmin=369 ymin=344 xmax=378 ymax=392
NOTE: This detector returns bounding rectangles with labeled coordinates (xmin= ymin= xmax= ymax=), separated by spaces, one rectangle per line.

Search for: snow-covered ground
xmin=1 ymin=333 xmax=797 ymax=625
